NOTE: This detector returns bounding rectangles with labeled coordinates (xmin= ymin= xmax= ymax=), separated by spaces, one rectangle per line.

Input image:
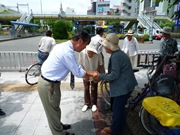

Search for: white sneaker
xmin=92 ymin=105 xmax=97 ymax=112
xmin=82 ymin=105 xmax=88 ymax=112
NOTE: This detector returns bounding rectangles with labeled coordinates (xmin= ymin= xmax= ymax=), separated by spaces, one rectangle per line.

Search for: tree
xmin=52 ymin=20 xmax=72 ymax=39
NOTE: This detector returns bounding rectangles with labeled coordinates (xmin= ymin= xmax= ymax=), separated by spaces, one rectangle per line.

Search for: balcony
xmin=121 ymin=0 xmax=131 ymax=7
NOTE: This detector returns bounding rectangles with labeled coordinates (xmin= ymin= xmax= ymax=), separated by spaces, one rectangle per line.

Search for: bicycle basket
xmin=153 ymin=75 xmax=175 ymax=98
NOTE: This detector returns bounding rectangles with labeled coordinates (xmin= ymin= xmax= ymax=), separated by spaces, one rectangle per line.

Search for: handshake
xmin=85 ymin=70 xmax=100 ymax=82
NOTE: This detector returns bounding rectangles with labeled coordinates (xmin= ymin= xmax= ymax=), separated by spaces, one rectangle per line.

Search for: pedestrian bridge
xmin=0 ymin=13 xmax=171 ymax=22
xmin=0 ymin=14 xmax=138 ymax=21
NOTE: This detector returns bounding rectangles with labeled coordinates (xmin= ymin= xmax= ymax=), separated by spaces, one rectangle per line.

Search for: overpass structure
xmin=0 ymin=13 xmax=172 ymax=22
xmin=0 ymin=13 xmax=138 ymax=21
xmin=0 ymin=13 xmax=172 ymax=37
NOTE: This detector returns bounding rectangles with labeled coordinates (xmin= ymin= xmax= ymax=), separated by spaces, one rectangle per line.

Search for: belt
xmin=38 ymin=50 xmax=49 ymax=55
xmin=41 ymin=75 xmax=60 ymax=83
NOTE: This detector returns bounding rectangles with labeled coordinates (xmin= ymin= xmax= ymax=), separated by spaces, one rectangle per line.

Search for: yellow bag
xmin=142 ymin=96 xmax=180 ymax=127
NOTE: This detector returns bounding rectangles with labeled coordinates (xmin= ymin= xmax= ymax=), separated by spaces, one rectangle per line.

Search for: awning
xmin=10 ymin=21 xmax=39 ymax=27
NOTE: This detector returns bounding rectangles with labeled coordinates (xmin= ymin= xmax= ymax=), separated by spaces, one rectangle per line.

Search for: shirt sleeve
xmin=63 ymin=49 xmax=86 ymax=78
xmin=99 ymin=54 xmax=120 ymax=81
xmin=98 ymin=54 xmax=103 ymax=66
xmin=122 ymin=39 xmax=126 ymax=51
xmin=52 ymin=38 xmax=56 ymax=46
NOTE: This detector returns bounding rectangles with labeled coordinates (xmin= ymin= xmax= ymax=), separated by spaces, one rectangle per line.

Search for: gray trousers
xmin=38 ymin=76 xmax=66 ymax=135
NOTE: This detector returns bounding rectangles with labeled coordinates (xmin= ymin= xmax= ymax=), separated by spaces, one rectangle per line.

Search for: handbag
xmin=163 ymin=63 xmax=176 ymax=76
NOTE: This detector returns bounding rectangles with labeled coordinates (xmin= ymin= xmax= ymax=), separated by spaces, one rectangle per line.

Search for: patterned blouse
xmin=159 ymin=37 xmax=178 ymax=56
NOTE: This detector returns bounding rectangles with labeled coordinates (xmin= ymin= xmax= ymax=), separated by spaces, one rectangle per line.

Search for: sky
xmin=0 ymin=0 xmax=120 ymax=15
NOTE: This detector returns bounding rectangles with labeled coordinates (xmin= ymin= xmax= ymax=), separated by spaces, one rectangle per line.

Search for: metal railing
xmin=0 ymin=51 xmax=159 ymax=72
xmin=137 ymin=50 xmax=159 ymax=67
xmin=0 ymin=51 xmax=38 ymax=72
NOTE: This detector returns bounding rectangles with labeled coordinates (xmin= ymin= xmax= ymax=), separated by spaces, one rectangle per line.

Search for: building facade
xmin=89 ymin=0 xmax=110 ymax=15
xmin=120 ymin=0 xmax=139 ymax=17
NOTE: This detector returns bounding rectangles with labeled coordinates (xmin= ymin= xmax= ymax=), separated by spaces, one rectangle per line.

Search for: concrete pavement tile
xmin=60 ymin=91 xmax=96 ymax=135
xmin=0 ymin=90 xmax=96 ymax=135
xmin=0 ymin=120 xmax=19 ymax=135
xmin=23 ymin=110 xmax=43 ymax=120
xmin=28 ymin=103 xmax=44 ymax=111
xmin=13 ymin=119 xmax=39 ymax=135
xmin=34 ymin=119 xmax=52 ymax=135
xmin=5 ymin=104 xmax=32 ymax=121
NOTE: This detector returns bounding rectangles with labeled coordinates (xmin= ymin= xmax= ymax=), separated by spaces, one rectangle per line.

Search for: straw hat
xmin=99 ymin=33 xmax=120 ymax=51
xmin=86 ymin=41 xmax=99 ymax=54
xmin=126 ymin=29 xmax=134 ymax=36
xmin=162 ymin=27 xmax=171 ymax=34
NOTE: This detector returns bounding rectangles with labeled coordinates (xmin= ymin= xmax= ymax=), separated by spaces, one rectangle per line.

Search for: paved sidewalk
xmin=0 ymin=69 xmax=148 ymax=135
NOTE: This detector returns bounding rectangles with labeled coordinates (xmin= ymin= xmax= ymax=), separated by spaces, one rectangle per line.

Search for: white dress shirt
xmin=41 ymin=41 xmax=86 ymax=81
xmin=122 ymin=37 xmax=139 ymax=57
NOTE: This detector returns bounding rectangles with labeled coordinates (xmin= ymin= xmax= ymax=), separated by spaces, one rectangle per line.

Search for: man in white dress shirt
xmin=38 ymin=30 xmax=95 ymax=135
xmin=91 ymin=27 xmax=105 ymax=73
xmin=122 ymin=29 xmax=139 ymax=67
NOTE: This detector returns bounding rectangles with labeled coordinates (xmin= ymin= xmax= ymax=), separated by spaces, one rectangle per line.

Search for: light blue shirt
xmin=41 ymin=40 xmax=86 ymax=81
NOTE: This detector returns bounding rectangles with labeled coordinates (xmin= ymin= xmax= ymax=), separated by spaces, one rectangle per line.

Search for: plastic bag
xmin=142 ymin=96 xmax=180 ymax=127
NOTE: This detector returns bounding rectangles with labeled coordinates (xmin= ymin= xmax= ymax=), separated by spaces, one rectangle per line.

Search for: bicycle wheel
xmin=25 ymin=63 xmax=41 ymax=85
xmin=139 ymin=106 xmax=156 ymax=135
xmin=100 ymin=81 xmax=110 ymax=106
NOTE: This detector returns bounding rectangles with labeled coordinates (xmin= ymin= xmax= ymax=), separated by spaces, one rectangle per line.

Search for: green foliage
xmin=160 ymin=22 xmax=174 ymax=28
xmin=0 ymin=10 xmax=12 ymax=14
xmin=135 ymin=34 xmax=149 ymax=42
xmin=52 ymin=21 xmax=72 ymax=39
xmin=68 ymin=31 xmax=74 ymax=39
xmin=106 ymin=21 xmax=120 ymax=25
xmin=46 ymin=20 xmax=56 ymax=28
xmin=33 ymin=20 xmax=40 ymax=25
xmin=143 ymin=34 xmax=149 ymax=41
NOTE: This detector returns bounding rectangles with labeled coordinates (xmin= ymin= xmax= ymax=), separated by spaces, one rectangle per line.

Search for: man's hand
xmin=84 ymin=70 xmax=99 ymax=81
xmin=92 ymin=71 xmax=99 ymax=82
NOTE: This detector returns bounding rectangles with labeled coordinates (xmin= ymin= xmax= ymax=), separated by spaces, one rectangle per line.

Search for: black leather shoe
xmin=63 ymin=124 xmax=71 ymax=130
xmin=65 ymin=132 xmax=75 ymax=135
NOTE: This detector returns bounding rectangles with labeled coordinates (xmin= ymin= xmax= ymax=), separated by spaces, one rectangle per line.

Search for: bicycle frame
xmin=25 ymin=63 xmax=42 ymax=85
xmin=127 ymin=85 xmax=154 ymax=111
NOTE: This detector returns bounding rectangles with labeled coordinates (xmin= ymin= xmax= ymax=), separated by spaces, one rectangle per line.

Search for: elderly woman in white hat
xmin=79 ymin=41 xmax=103 ymax=112
xmin=122 ymin=29 xmax=139 ymax=67
xmin=93 ymin=33 xmax=138 ymax=134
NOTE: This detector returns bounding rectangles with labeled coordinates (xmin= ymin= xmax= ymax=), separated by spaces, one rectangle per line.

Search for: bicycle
xmin=100 ymin=59 xmax=158 ymax=110
xmin=139 ymin=55 xmax=180 ymax=134
xmin=100 ymin=54 xmax=176 ymax=134
xmin=25 ymin=62 xmax=42 ymax=85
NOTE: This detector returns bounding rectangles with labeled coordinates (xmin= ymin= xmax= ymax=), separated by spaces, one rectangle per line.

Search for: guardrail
xmin=137 ymin=50 xmax=159 ymax=67
xmin=0 ymin=51 xmax=38 ymax=72
xmin=0 ymin=50 xmax=159 ymax=72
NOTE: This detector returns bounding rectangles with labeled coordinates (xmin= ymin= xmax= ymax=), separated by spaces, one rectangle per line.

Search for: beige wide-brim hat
xmin=86 ymin=41 xmax=99 ymax=54
xmin=125 ymin=29 xmax=134 ymax=36
xmin=162 ymin=27 xmax=171 ymax=34
xmin=99 ymin=33 xmax=120 ymax=51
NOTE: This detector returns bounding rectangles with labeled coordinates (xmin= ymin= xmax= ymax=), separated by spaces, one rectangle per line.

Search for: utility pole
xmin=149 ymin=0 xmax=155 ymax=41
xmin=40 ymin=0 xmax=42 ymax=14
xmin=17 ymin=3 xmax=29 ymax=14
